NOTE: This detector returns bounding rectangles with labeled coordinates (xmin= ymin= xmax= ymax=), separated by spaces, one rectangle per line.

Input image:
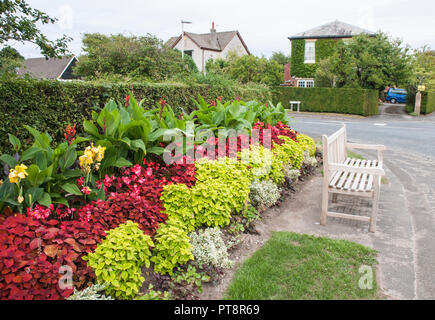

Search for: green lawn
xmin=347 ymin=150 xmax=365 ymax=160
xmin=225 ymin=232 xmax=378 ymax=300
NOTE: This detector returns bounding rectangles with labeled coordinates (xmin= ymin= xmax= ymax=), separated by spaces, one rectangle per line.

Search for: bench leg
xmin=321 ymin=188 xmax=329 ymax=226
xmin=369 ymin=177 xmax=381 ymax=233
xmin=332 ymin=193 xmax=338 ymax=203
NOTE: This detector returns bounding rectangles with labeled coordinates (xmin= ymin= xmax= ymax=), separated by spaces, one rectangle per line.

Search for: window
xmin=297 ymin=80 xmax=314 ymax=88
xmin=304 ymin=41 xmax=315 ymax=64
xmin=183 ymin=50 xmax=193 ymax=57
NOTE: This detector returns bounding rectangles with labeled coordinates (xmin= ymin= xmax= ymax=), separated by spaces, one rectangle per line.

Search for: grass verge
xmin=225 ymin=232 xmax=378 ymax=300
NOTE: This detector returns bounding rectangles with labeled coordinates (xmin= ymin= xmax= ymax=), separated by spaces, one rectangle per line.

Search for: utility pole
xmin=181 ymin=20 xmax=192 ymax=60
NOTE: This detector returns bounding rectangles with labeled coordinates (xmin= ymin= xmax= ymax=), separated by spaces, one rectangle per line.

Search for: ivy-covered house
xmin=286 ymin=20 xmax=375 ymax=87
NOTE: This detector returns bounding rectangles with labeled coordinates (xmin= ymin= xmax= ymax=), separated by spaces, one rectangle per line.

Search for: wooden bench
xmin=321 ymin=124 xmax=386 ymax=232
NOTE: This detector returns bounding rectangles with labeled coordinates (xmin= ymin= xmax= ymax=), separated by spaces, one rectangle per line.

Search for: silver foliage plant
xmin=189 ymin=227 xmax=233 ymax=269
xmin=303 ymin=151 xmax=318 ymax=167
xmin=67 ymin=284 xmax=114 ymax=300
xmin=284 ymin=165 xmax=301 ymax=182
xmin=249 ymin=179 xmax=281 ymax=209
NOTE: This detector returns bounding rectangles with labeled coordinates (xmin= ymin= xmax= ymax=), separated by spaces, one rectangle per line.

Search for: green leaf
xmin=59 ymin=148 xmax=77 ymax=170
xmin=61 ymin=183 xmax=82 ymax=196
xmin=21 ymin=147 xmax=45 ymax=161
xmin=113 ymin=157 xmax=132 ymax=168
xmin=38 ymin=192 xmax=52 ymax=207
xmin=96 ymin=185 xmax=105 ymax=201
xmin=83 ymin=120 xmax=100 ymax=138
xmin=8 ymin=134 xmax=21 ymax=151
xmin=131 ymin=139 xmax=146 ymax=153
xmin=26 ymin=164 xmax=46 ymax=187
xmin=0 ymin=154 xmax=18 ymax=168
xmin=25 ymin=187 xmax=44 ymax=207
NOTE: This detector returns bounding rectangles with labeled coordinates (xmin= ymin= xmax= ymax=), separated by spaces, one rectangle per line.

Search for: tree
xmin=0 ymin=45 xmax=24 ymax=76
xmin=270 ymin=51 xmax=290 ymax=66
xmin=0 ymin=0 xmax=71 ymax=58
xmin=315 ymin=33 xmax=413 ymax=90
xmin=74 ymin=33 xmax=195 ymax=81
xmin=412 ymin=46 xmax=435 ymax=91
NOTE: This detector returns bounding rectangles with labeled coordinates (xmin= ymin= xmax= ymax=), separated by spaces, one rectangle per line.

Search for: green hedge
xmin=272 ymin=87 xmax=379 ymax=116
xmin=406 ymin=91 xmax=435 ymax=114
xmin=0 ymin=79 xmax=271 ymax=153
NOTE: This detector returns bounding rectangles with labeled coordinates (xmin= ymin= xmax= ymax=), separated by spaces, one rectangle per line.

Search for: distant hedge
xmin=406 ymin=91 xmax=435 ymax=115
xmin=272 ymin=87 xmax=379 ymax=116
xmin=0 ymin=79 xmax=271 ymax=153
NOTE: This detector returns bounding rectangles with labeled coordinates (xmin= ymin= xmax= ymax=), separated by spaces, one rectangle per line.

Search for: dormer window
xmin=304 ymin=40 xmax=315 ymax=64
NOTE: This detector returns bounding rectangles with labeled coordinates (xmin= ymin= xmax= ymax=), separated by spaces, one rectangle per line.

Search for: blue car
xmin=386 ymin=88 xmax=407 ymax=104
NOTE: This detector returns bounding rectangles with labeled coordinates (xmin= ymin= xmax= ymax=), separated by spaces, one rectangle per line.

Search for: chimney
xmin=210 ymin=22 xmax=217 ymax=47
xmin=284 ymin=63 xmax=291 ymax=82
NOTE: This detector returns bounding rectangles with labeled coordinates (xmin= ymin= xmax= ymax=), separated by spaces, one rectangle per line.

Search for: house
xmin=17 ymin=55 xmax=79 ymax=80
xmin=167 ymin=22 xmax=250 ymax=72
xmin=283 ymin=20 xmax=376 ymax=87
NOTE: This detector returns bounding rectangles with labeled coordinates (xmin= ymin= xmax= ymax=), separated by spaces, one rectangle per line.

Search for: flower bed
xmin=0 ymin=95 xmax=319 ymax=300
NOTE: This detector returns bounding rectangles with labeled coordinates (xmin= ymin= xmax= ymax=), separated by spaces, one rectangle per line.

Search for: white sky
xmin=7 ymin=0 xmax=435 ymax=58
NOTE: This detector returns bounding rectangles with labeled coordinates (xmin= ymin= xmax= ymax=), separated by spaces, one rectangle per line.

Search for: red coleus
xmin=0 ymin=215 xmax=106 ymax=300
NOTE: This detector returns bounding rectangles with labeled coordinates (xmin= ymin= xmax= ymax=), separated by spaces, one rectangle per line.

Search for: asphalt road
xmin=288 ymin=104 xmax=435 ymax=299
xmin=289 ymin=110 xmax=435 ymax=161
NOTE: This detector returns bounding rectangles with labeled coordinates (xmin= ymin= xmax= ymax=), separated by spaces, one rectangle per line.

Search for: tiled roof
xmin=167 ymin=30 xmax=249 ymax=53
xmin=17 ymin=56 xmax=76 ymax=79
xmin=288 ymin=20 xmax=376 ymax=40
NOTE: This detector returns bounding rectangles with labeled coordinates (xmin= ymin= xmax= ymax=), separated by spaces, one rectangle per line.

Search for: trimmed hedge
xmin=0 ymin=79 xmax=271 ymax=153
xmin=406 ymin=91 xmax=435 ymax=115
xmin=273 ymin=87 xmax=379 ymax=116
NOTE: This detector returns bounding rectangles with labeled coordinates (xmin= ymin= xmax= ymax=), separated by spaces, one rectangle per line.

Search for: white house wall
xmin=173 ymin=36 xmax=203 ymax=72
xmin=221 ymin=35 xmax=248 ymax=57
xmin=173 ymin=34 xmax=249 ymax=73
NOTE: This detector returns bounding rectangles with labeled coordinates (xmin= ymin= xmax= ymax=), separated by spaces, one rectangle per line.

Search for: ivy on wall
xmin=290 ymin=38 xmax=341 ymax=78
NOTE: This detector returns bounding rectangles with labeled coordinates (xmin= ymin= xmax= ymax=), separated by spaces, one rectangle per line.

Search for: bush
xmin=193 ymin=157 xmax=252 ymax=228
xmin=83 ymin=221 xmax=154 ymax=299
xmin=67 ymin=284 xmax=114 ymax=300
xmin=272 ymin=136 xmax=305 ymax=170
xmin=0 ymin=215 xmax=106 ymax=300
xmin=160 ymin=183 xmax=195 ymax=232
xmin=283 ymin=165 xmax=301 ymax=182
xmin=273 ymin=87 xmax=379 ymax=116
xmin=189 ymin=227 xmax=233 ymax=269
xmin=0 ymin=78 xmax=272 ymax=153
xmin=249 ymin=179 xmax=281 ymax=209
xmin=150 ymin=221 xmax=194 ymax=275
xmin=296 ymin=134 xmax=316 ymax=157
xmin=406 ymin=90 xmax=435 ymax=114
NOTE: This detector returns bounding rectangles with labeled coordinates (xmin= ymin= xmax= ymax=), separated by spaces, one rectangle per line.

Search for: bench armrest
xmin=329 ymin=163 xmax=385 ymax=176
xmin=346 ymin=143 xmax=386 ymax=151
xmin=346 ymin=143 xmax=385 ymax=162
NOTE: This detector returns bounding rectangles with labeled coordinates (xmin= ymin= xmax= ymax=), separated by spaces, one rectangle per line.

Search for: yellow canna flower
xmin=17 ymin=196 xmax=24 ymax=204
xmin=95 ymin=145 xmax=106 ymax=162
xmin=8 ymin=164 xmax=27 ymax=184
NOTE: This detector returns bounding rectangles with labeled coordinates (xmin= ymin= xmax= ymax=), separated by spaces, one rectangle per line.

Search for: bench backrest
xmin=322 ymin=124 xmax=347 ymax=179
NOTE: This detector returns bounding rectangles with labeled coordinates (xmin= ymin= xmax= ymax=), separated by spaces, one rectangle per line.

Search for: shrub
xmin=193 ymin=157 xmax=252 ymax=228
xmin=150 ymin=221 xmax=194 ymax=275
xmin=83 ymin=221 xmax=154 ymax=299
xmin=249 ymin=179 xmax=281 ymax=209
xmin=0 ymin=215 xmax=106 ymax=300
xmin=296 ymin=134 xmax=316 ymax=157
xmin=273 ymin=136 xmax=305 ymax=170
xmin=0 ymin=78 xmax=272 ymax=153
xmin=283 ymin=165 xmax=301 ymax=182
xmin=67 ymin=284 xmax=114 ymax=300
xmin=406 ymin=90 xmax=435 ymax=115
xmin=273 ymin=87 xmax=379 ymax=116
xmin=189 ymin=228 xmax=233 ymax=269
xmin=160 ymin=183 xmax=195 ymax=232
xmin=239 ymin=144 xmax=284 ymax=184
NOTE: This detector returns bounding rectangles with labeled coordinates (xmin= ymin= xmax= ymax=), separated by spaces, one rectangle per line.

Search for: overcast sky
xmin=8 ymin=0 xmax=435 ymax=58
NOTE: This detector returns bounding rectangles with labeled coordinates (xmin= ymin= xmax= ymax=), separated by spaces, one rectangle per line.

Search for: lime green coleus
xmin=273 ymin=136 xmax=305 ymax=170
xmin=296 ymin=134 xmax=317 ymax=157
xmin=150 ymin=221 xmax=194 ymax=275
xmin=83 ymin=221 xmax=154 ymax=300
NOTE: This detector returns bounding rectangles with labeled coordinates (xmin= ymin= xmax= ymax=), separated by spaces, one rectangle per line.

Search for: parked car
xmin=386 ymin=88 xmax=407 ymax=104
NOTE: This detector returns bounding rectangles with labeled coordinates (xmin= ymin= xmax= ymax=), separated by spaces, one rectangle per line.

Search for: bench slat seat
xmin=321 ymin=124 xmax=386 ymax=232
